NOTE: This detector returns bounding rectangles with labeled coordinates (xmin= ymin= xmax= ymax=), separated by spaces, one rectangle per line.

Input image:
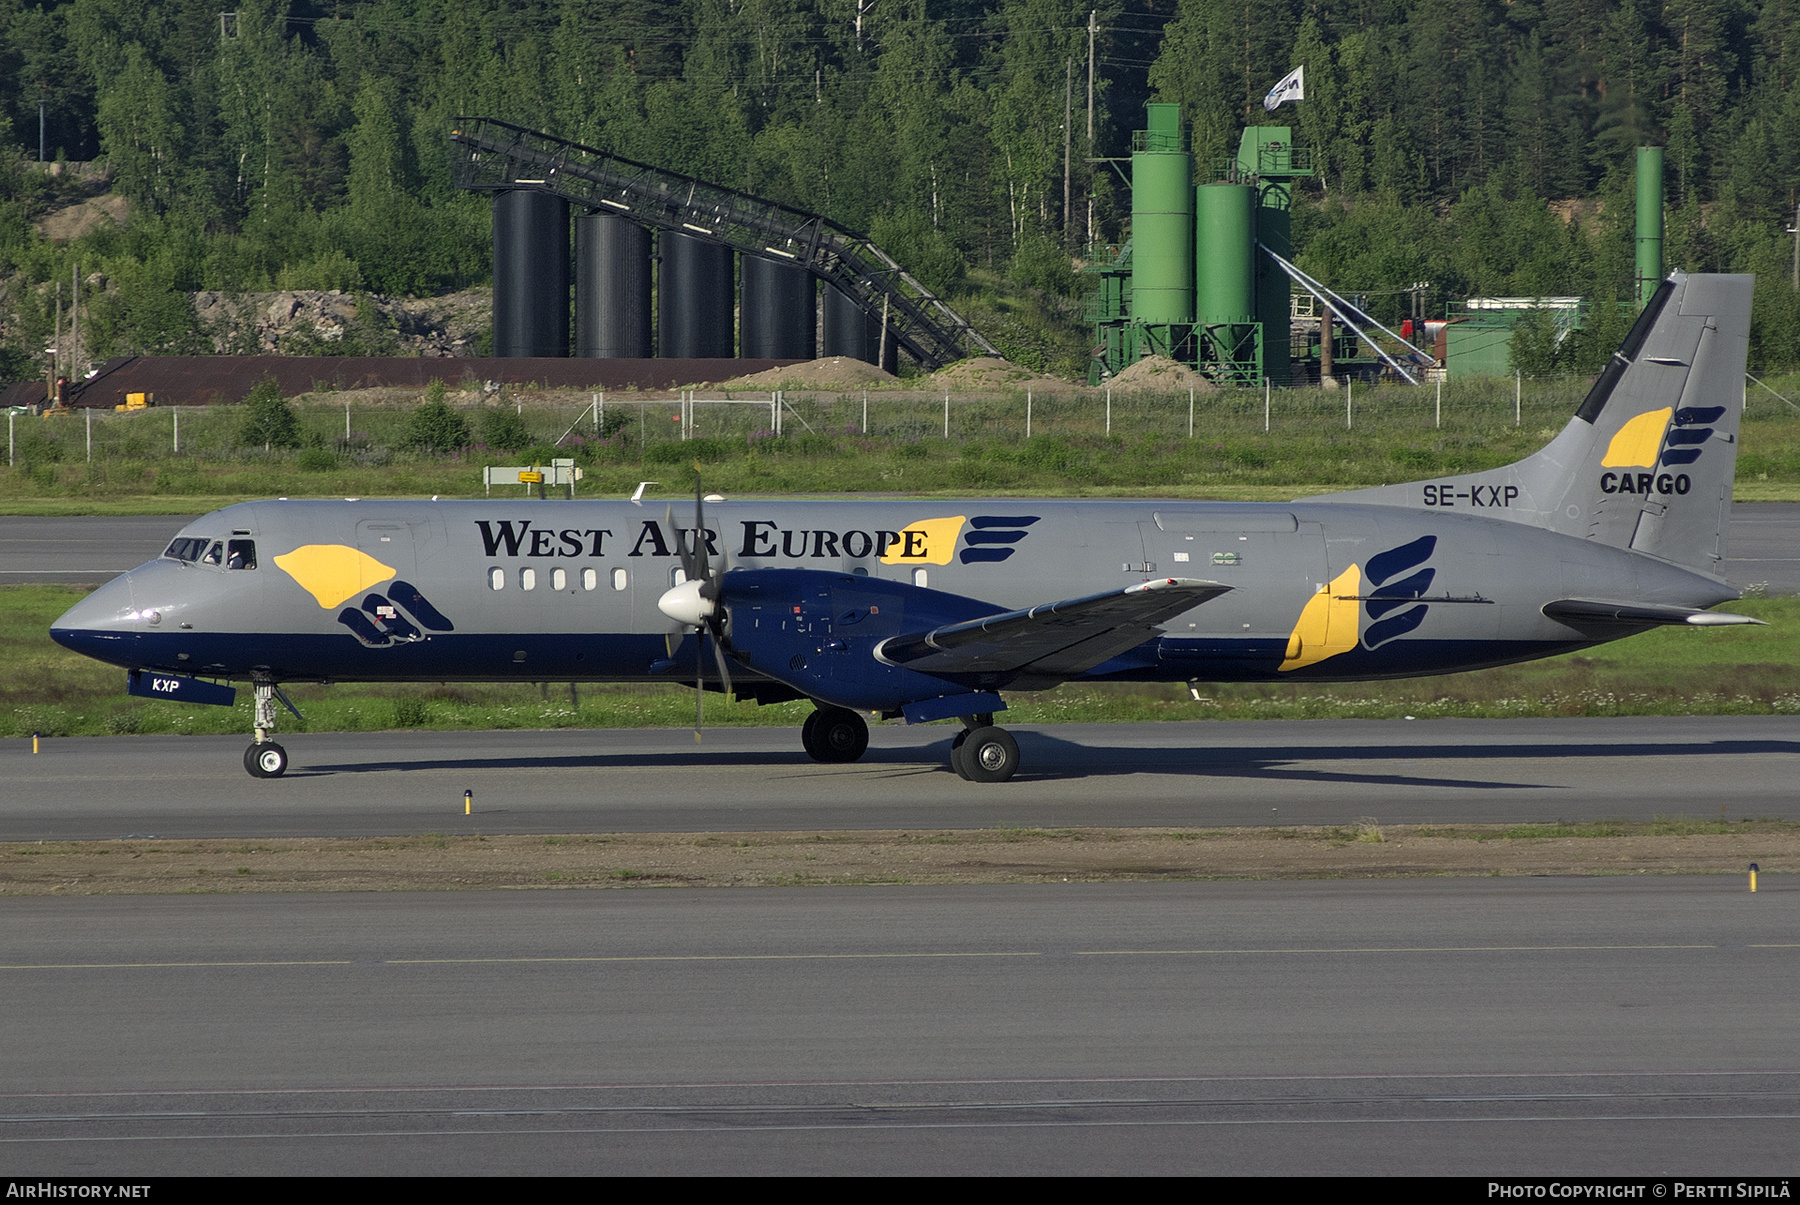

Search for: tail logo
xmin=1599 ymin=404 xmax=1723 ymax=494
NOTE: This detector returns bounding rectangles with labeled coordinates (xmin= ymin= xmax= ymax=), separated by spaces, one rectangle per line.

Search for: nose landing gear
xmin=244 ymin=679 xmax=293 ymax=778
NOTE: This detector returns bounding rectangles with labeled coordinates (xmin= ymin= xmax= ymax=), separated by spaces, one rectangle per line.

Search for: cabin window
xmin=912 ymin=568 xmax=928 ymax=589
xmin=551 ymin=567 xmax=567 ymax=591
xmin=520 ymin=567 xmax=537 ymax=591
xmin=611 ymin=568 xmax=628 ymax=591
xmin=488 ymin=567 xmax=505 ymax=591
xmin=226 ymin=540 xmax=257 ymax=570
xmin=671 ymin=567 xmax=687 ymax=587
xmin=582 ymin=568 xmax=598 ymax=591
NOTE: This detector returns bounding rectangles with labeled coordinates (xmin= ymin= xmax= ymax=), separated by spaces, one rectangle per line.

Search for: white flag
xmin=1263 ymin=65 xmax=1305 ymax=112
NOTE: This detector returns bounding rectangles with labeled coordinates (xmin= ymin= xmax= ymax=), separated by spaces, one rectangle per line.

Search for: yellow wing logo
xmin=274 ymin=544 xmax=397 ymax=609
xmin=1601 ymin=407 xmax=1673 ymax=469
xmin=879 ymin=516 xmax=967 ymax=566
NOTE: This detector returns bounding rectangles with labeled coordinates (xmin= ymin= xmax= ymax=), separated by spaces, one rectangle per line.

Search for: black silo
xmin=740 ymin=254 xmax=816 ymax=360
xmin=657 ymin=232 xmax=734 ymax=358
xmin=822 ymin=287 xmax=896 ymax=372
xmin=492 ymin=189 xmax=570 ymax=357
xmin=575 ymin=214 xmax=652 ymax=358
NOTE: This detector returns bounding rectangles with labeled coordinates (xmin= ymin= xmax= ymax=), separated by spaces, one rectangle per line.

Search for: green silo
xmin=1195 ymin=182 xmax=1261 ymax=384
xmin=1196 ymin=183 xmax=1255 ymax=324
xmin=1130 ymin=103 xmax=1194 ymax=325
xmin=1635 ymin=147 xmax=1663 ymax=310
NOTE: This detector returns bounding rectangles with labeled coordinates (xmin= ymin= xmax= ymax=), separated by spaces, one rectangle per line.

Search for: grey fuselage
xmin=51 ymin=496 xmax=1735 ymax=693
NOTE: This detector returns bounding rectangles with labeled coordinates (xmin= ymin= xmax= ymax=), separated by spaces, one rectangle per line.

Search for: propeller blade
xmin=709 ymin=626 xmax=733 ymax=696
xmin=694 ymin=467 xmax=708 ymax=583
xmin=666 ymin=503 xmax=697 ymax=582
xmin=694 ymin=620 xmax=705 ymax=743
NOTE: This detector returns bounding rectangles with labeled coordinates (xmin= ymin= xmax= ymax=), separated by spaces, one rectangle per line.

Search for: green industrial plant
xmin=1089 ymin=106 xmax=1672 ymax=388
xmin=1087 ymin=104 xmax=1319 ymax=387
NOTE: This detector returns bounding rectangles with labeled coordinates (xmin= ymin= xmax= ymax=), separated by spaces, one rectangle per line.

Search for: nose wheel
xmin=801 ymin=706 xmax=869 ymax=763
xmin=245 ymin=741 xmax=288 ymax=778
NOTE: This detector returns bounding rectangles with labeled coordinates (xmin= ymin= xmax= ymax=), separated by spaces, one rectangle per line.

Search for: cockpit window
xmin=164 ymin=537 xmax=210 ymax=562
xmin=227 ymin=539 xmax=257 ymax=570
xmin=201 ymin=541 xmax=224 ymax=566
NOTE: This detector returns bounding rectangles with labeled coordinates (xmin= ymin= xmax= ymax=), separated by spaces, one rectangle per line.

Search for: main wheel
xmin=245 ymin=741 xmax=288 ymax=778
xmin=958 ymin=727 xmax=1019 ymax=783
xmin=808 ymin=707 xmax=869 ymax=763
xmin=800 ymin=709 xmax=822 ymax=759
xmin=949 ymin=728 xmax=974 ymax=780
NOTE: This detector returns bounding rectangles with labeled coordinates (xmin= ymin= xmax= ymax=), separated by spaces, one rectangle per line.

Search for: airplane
xmin=51 ymin=271 xmax=1761 ymax=782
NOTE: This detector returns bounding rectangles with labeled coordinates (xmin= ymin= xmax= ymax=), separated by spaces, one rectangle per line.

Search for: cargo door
xmin=1141 ymin=511 xmax=1329 ymax=647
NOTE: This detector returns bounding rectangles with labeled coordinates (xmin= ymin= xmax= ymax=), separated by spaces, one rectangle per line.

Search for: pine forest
xmin=0 ymin=0 xmax=1797 ymax=379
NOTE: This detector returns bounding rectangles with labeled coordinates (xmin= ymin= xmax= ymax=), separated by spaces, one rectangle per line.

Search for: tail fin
xmin=1310 ymin=271 xmax=1753 ymax=578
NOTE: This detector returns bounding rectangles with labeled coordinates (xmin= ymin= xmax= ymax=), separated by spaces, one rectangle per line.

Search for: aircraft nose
xmin=49 ymin=571 xmax=143 ymax=661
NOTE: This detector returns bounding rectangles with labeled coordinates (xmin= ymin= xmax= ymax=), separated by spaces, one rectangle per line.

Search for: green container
xmin=1131 ymin=149 xmax=1194 ymax=323
xmin=1195 ymin=183 xmax=1255 ymax=325
xmin=1445 ymin=322 xmax=1515 ymax=378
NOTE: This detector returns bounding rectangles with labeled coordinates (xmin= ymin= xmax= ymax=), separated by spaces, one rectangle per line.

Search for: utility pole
xmin=1086 ymin=10 xmax=1096 ymax=247
xmin=1789 ymin=200 xmax=1799 ymax=291
xmin=1064 ymin=59 xmax=1074 ymax=252
xmin=37 ymin=99 xmax=46 ymax=162
xmin=71 ymin=261 xmax=80 ymax=380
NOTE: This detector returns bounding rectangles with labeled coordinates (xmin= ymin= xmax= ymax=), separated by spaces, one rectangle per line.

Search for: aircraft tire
xmin=810 ymin=708 xmax=868 ymax=763
xmin=245 ymin=742 xmax=288 ymax=778
xmin=800 ymin=709 xmax=823 ymax=760
xmin=959 ymin=727 xmax=1018 ymax=783
xmin=949 ymin=729 xmax=974 ymax=779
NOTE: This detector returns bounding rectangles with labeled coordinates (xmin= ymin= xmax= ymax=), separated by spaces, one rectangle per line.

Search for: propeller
xmin=657 ymin=465 xmax=733 ymax=742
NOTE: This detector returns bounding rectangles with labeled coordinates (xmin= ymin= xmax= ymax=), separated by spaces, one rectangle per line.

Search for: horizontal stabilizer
xmin=1543 ymin=599 xmax=1764 ymax=628
xmin=878 ymin=577 xmax=1231 ymax=678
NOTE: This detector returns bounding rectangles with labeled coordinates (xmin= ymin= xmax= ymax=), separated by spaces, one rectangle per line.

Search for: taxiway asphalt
xmin=2 ymin=878 xmax=1794 ymax=1175
xmin=6 ymin=715 xmax=1799 ymax=840
xmin=0 ymin=514 xmax=192 ymax=584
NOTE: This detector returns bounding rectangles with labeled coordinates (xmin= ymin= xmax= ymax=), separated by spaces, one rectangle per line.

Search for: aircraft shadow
xmin=288 ymin=731 xmax=1800 ymax=791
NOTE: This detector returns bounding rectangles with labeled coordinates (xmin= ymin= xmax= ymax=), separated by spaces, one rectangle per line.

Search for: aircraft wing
xmin=877 ymin=577 xmax=1231 ymax=678
xmin=1543 ymin=599 xmax=1765 ymax=627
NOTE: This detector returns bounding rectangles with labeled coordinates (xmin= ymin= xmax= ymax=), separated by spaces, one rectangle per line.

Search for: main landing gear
xmin=801 ymin=706 xmax=869 ymax=763
xmin=798 ymin=705 xmax=1022 ymax=781
xmin=245 ymin=680 xmax=288 ymax=778
xmin=949 ymin=714 xmax=1020 ymax=783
